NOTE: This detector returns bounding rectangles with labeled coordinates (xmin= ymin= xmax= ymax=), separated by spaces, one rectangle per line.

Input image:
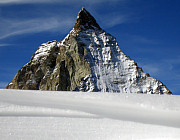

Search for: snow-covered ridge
xmin=31 ymin=40 xmax=58 ymax=63
xmin=0 ymin=89 xmax=179 ymax=124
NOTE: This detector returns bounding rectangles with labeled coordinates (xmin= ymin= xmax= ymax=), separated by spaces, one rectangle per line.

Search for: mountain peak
xmin=74 ymin=7 xmax=101 ymax=31
xmin=6 ymin=8 xmax=172 ymax=95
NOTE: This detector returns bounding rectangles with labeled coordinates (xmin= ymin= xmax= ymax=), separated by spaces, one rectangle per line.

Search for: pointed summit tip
xmin=78 ymin=7 xmax=88 ymax=16
xmin=74 ymin=7 xmax=101 ymax=31
xmin=80 ymin=7 xmax=86 ymax=11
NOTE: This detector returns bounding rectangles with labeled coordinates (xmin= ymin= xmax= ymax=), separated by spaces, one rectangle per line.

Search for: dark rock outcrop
xmin=74 ymin=7 xmax=101 ymax=31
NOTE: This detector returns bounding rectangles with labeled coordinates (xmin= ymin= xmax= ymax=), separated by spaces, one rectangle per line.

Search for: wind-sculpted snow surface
xmin=6 ymin=7 xmax=171 ymax=94
xmin=0 ymin=90 xmax=179 ymax=140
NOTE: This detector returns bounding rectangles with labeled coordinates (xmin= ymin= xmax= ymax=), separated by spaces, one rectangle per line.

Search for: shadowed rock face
xmin=74 ymin=7 xmax=101 ymax=31
xmin=6 ymin=36 xmax=91 ymax=91
xmin=6 ymin=8 xmax=172 ymax=94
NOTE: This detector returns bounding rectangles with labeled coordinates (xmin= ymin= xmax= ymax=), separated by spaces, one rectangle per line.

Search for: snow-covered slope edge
xmin=0 ymin=89 xmax=179 ymax=128
xmin=0 ymin=89 xmax=180 ymax=140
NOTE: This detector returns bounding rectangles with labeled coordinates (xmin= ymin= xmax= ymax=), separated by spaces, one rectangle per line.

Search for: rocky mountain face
xmin=6 ymin=7 xmax=172 ymax=94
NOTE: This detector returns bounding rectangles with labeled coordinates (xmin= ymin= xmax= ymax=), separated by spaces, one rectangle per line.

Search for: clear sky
xmin=0 ymin=0 xmax=179 ymax=95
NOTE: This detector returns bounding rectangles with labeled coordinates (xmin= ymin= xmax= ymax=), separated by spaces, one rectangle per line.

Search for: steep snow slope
xmin=72 ymin=28 xmax=171 ymax=94
xmin=0 ymin=89 xmax=180 ymax=140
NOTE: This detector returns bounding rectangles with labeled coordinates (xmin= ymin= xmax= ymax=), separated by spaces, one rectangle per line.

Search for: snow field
xmin=0 ymin=89 xmax=180 ymax=140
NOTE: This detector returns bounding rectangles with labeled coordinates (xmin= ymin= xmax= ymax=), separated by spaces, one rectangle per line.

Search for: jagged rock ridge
xmin=6 ymin=7 xmax=172 ymax=94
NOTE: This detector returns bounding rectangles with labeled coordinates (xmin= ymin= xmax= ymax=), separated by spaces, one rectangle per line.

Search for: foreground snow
xmin=0 ymin=89 xmax=180 ymax=140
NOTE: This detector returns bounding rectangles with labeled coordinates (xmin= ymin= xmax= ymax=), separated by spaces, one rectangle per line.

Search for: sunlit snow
xmin=0 ymin=89 xmax=180 ymax=140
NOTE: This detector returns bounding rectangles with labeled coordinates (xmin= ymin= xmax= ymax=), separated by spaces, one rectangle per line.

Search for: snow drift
xmin=0 ymin=89 xmax=179 ymax=140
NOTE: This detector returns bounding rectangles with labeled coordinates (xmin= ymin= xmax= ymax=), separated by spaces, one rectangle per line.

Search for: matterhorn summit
xmin=6 ymin=8 xmax=172 ymax=94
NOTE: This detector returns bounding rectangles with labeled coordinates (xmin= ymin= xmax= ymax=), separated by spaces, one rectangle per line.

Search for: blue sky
xmin=0 ymin=0 xmax=179 ymax=95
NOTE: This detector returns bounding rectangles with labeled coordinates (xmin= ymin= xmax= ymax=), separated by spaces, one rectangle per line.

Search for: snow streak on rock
xmin=73 ymin=26 xmax=171 ymax=94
